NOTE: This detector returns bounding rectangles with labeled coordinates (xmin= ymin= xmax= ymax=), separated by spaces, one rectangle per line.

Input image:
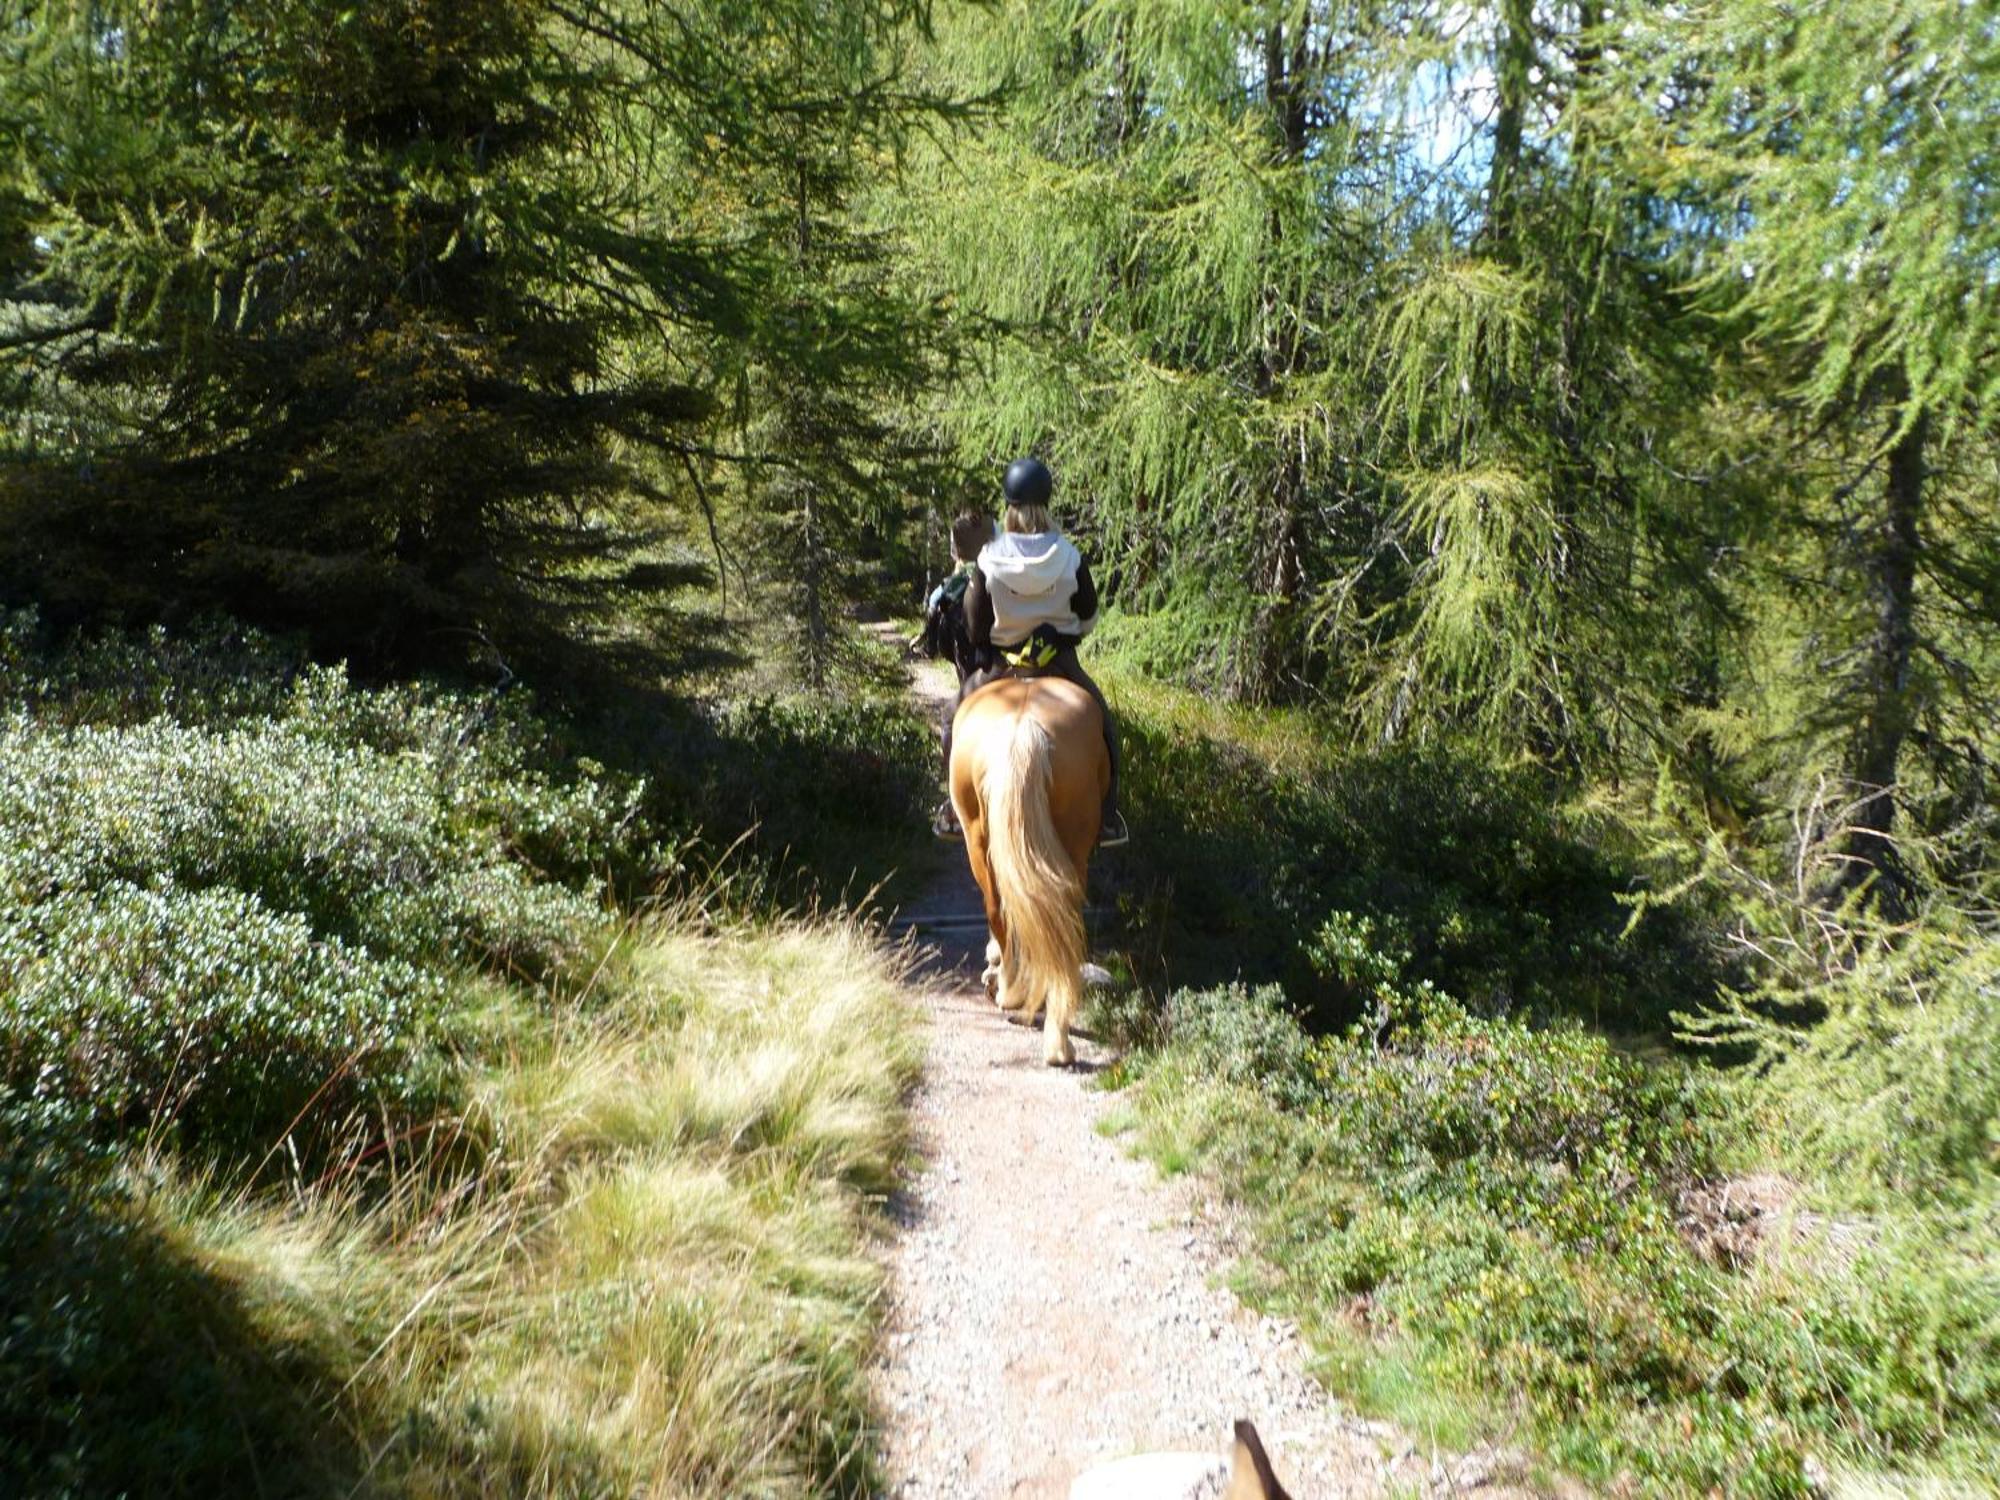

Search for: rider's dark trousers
xmin=940 ymin=647 xmax=1121 ymax=820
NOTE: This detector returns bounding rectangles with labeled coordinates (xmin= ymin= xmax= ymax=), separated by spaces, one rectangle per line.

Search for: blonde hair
xmin=1004 ymin=502 xmax=1053 ymax=534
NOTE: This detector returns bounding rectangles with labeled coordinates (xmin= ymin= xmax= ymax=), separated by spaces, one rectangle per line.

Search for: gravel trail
xmin=869 ymin=649 xmax=1541 ymax=1499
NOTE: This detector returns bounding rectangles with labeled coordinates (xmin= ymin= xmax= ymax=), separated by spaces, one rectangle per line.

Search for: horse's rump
xmin=949 ymin=677 xmax=1106 ymax=1064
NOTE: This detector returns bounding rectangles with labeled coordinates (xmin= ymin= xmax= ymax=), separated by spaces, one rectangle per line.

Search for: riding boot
xmin=931 ymin=799 xmax=962 ymax=840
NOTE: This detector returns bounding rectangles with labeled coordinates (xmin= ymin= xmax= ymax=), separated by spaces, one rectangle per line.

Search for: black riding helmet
xmin=1003 ymin=456 xmax=1053 ymax=508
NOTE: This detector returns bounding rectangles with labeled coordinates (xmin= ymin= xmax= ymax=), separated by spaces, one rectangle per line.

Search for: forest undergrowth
xmin=1086 ymin=653 xmax=2000 ymax=1500
xmin=9 ymin=1 xmax=1999 ymax=1496
xmin=0 ymin=613 xmax=934 ymax=1498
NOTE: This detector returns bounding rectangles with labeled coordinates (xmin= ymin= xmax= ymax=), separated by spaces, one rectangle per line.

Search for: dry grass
xmin=146 ymin=918 xmax=921 ymax=1499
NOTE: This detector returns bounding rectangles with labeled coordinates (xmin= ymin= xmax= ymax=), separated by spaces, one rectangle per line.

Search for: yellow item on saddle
xmin=1001 ymin=634 xmax=1061 ymax=670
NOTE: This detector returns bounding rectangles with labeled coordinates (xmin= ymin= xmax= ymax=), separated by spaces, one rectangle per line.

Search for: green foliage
xmin=1 ymin=884 xmax=448 ymax=1162
xmin=1104 ymin=663 xmax=1998 ymax=1491
xmin=0 ymin=615 xmax=684 ymax=1161
xmin=1621 ymin=0 xmax=2000 ymax=431
xmin=1167 ymin=977 xmax=1714 ymax=1247
xmin=0 ymin=0 xmax=960 ymax=678
xmin=0 ymin=710 xmax=604 ymax=975
xmin=0 ymin=603 xmax=939 ymax=1164
xmin=903 ymin=0 xmax=1389 ymax=699
xmin=594 ymin=686 xmax=937 ymax=910
xmin=911 ymin=0 xmax=2000 ymax=940
xmin=0 ymin=610 xmax=302 ymax=726
xmin=1758 ymin=929 xmax=2000 ymax=1205
xmin=1103 ymin=668 xmax=1715 ymax=1031
xmin=1668 ymin=827 xmax=2000 ymax=1205
xmin=1 ymin=0 xmax=668 ymax=662
xmin=701 ymin=696 xmax=932 ymax=862
xmin=1129 ymin=955 xmax=2000 ymax=1494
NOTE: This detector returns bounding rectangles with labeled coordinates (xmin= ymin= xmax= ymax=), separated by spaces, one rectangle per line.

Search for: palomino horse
xmin=949 ymin=675 xmax=1108 ymax=1067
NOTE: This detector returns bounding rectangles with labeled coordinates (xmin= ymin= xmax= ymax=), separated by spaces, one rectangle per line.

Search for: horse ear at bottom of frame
xmin=1065 ymin=1418 xmax=1295 ymax=1500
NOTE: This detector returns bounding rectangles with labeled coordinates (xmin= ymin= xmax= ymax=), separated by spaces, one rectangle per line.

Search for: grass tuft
xmin=3 ymin=918 xmax=920 ymax=1500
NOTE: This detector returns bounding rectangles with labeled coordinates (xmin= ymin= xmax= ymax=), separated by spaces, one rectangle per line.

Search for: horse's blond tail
xmin=984 ymin=711 xmax=1085 ymax=1042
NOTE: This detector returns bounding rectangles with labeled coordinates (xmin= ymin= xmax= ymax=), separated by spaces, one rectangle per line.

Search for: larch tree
xmin=902 ymin=0 xmax=1399 ymax=702
xmin=1359 ymin=1 xmax=1722 ymax=765
xmin=1618 ymin=0 xmax=2000 ymax=899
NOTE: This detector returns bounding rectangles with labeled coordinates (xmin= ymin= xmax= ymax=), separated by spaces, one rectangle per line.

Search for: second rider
xmin=932 ymin=456 xmax=1127 ymax=848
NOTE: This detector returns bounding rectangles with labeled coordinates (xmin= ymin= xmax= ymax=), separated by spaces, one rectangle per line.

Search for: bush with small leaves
xmin=1 ymin=882 xmax=448 ymax=1158
xmin=0 ymin=609 xmax=300 ymax=727
xmin=1131 ymin=917 xmax=1999 ymax=1492
xmin=0 ymin=712 xmax=602 ymax=976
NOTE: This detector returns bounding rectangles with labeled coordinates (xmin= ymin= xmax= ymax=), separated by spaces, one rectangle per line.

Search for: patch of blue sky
xmin=1403 ymin=54 xmax=1494 ymax=188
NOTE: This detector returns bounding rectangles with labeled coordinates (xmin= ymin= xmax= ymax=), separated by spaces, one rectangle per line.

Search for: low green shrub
xmin=1286 ymin=750 xmax=1716 ymax=1029
xmin=2 ymin=610 xmax=682 ymax=903
xmin=1103 ymin=668 xmax=1719 ymax=1033
xmin=1163 ymin=973 xmax=1714 ymax=1249
xmin=0 ymin=617 xmax=680 ymax=1163
xmin=281 ymin=666 xmax=678 ymax=900
xmin=676 ymin=694 xmax=935 ymax=902
xmin=0 ymin=609 xmax=300 ymax=727
xmin=0 ymin=712 xmax=601 ymax=976
xmin=1 ymin=882 xmax=450 ymax=1158
xmin=1127 ymin=929 xmax=2000 ymax=1495
xmin=1158 ymin=983 xmax=1317 ymax=1106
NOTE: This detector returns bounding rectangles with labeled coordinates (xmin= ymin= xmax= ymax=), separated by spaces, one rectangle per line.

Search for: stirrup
xmin=1098 ymin=811 xmax=1130 ymax=848
xmin=931 ymin=801 xmax=963 ymax=841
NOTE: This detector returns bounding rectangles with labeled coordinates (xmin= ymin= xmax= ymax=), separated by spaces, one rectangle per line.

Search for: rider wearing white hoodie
xmin=977 ymin=525 xmax=1096 ymax=647
xmin=933 ymin=458 xmax=1127 ymax=846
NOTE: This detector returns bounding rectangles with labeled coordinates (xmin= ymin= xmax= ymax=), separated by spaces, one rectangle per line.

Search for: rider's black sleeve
xmin=1069 ymin=559 xmax=1099 ymax=626
xmin=965 ymin=568 xmax=995 ymax=647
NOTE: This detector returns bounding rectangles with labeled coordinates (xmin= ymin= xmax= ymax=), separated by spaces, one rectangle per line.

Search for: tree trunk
xmin=1241 ymin=21 xmax=1310 ymax=703
xmin=1836 ymin=393 xmax=1926 ymax=907
xmin=1486 ymin=0 xmax=1535 ymax=254
xmin=802 ymin=484 xmax=829 ymax=692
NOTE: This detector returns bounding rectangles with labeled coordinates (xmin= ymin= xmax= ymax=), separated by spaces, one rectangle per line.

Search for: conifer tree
xmin=1360 ymin=1 xmax=1721 ymax=761
xmin=1617 ymin=0 xmax=2000 ymax=895
xmin=0 ymin=0 xmax=954 ymax=678
xmin=716 ymin=15 xmax=962 ymax=690
xmin=904 ymin=0 xmax=1725 ymax=728
xmin=902 ymin=0 xmax=1394 ymax=701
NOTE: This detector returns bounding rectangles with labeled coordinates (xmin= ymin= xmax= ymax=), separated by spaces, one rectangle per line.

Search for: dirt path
xmin=869 ymin=647 xmax=1534 ymax=1499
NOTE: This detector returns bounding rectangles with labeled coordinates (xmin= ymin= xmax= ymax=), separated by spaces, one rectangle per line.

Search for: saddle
xmin=996 ymin=624 xmax=1080 ymax=674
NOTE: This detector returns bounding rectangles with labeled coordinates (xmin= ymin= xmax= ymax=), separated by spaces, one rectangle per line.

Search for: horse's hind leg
xmin=1042 ymin=1005 xmax=1076 ymax=1067
xmin=964 ymin=830 xmax=1009 ymax=1005
xmin=991 ymin=923 xmax=1038 ymax=1016
xmin=985 ymin=906 xmax=1032 ymax=1015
